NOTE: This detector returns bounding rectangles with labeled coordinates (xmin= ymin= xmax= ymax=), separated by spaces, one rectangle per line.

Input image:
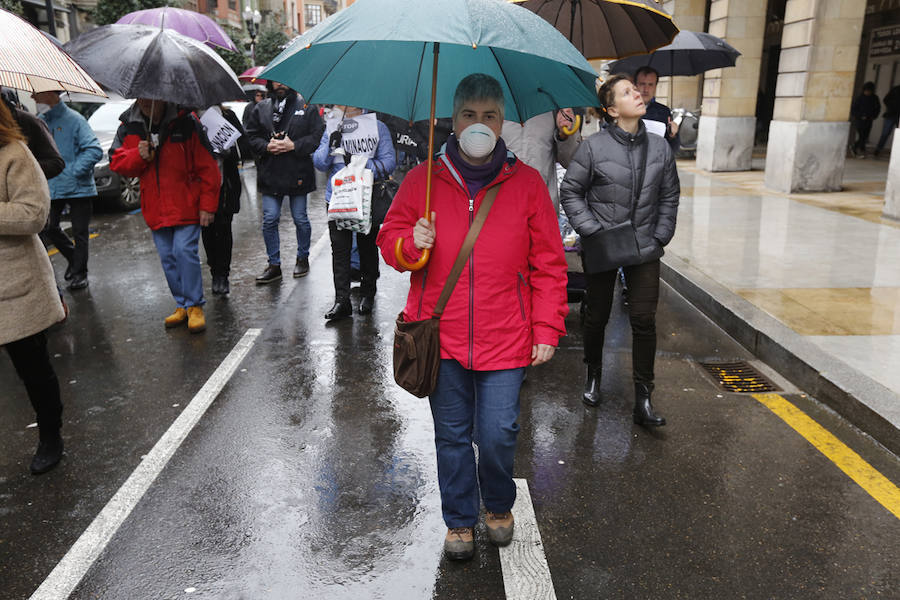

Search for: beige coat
xmin=0 ymin=140 xmax=64 ymax=345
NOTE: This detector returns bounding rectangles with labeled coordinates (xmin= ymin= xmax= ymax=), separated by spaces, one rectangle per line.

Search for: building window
xmin=305 ymin=4 xmax=322 ymax=27
xmin=228 ymin=0 xmax=236 ymax=9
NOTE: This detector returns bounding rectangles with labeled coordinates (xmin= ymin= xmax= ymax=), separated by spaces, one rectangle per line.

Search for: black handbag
xmin=372 ymin=178 xmax=399 ymax=226
xmin=393 ymin=184 xmax=501 ymax=397
xmin=581 ymin=140 xmax=648 ymax=274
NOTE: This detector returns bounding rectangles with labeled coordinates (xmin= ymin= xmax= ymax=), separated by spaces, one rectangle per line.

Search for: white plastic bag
xmin=328 ymin=154 xmax=373 ymax=233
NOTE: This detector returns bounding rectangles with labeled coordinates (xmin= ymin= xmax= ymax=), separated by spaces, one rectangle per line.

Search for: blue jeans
xmin=261 ymin=194 xmax=310 ymax=265
xmin=151 ymin=224 xmax=204 ymax=308
xmin=875 ymin=116 xmax=898 ymax=153
xmin=429 ymin=359 xmax=525 ymax=528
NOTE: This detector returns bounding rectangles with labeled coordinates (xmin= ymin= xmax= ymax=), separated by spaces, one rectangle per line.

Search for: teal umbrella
xmin=262 ymin=0 xmax=599 ymax=270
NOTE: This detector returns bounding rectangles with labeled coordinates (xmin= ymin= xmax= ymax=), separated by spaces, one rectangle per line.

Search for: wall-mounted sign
xmin=871 ymin=25 xmax=900 ymax=57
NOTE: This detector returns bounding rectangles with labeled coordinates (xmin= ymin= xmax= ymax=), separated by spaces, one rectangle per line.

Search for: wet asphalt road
xmin=1 ymin=167 xmax=899 ymax=599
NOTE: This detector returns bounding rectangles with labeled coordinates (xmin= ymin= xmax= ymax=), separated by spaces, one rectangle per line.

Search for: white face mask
xmin=458 ymin=123 xmax=497 ymax=159
xmin=35 ymin=102 xmax=51 ymax=115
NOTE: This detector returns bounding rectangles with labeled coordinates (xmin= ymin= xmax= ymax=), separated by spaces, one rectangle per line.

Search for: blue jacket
xmin=313 ymin=119 xmax=396 ymax=203
xmin=40 ymin=101 xmax=102 ymax=200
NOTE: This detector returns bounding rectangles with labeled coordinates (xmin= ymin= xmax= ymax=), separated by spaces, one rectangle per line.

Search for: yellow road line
xmin=47 ymin=232 xmax=99 ymax=257
xmin=753 ymin=393 xmax=900 ymax=520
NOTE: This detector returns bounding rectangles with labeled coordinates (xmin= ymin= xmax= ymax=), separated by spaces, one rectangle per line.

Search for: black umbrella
xmin=63 ymin=24 xmax=243 ymax=107
xmin=607 ymin=30 xmax=741 ymax=77
xmin=511 ymin=0 xmax=679 ymax=60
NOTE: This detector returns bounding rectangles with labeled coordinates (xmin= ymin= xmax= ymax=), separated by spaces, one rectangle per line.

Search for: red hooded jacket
xmin=109 ymin=104 xmax=220 ymax=230
xmin=377 ymin=151 xmax=568 ymax=371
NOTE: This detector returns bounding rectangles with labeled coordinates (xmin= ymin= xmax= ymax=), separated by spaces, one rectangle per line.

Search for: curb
xmin=660 ymin=253 xmax=900 ymax=456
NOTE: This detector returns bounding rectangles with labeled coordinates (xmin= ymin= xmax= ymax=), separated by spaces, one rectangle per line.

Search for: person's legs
xmin=474 ymin=367 xmax=525 ymax=514
xmin=5 ymin=331 xmax=62 ymax=434
xmin=172 ymin=224 xmax=204 ymax=308
xmin=581 ymin=269 xmax=617 ymax=405
xmin=289 ymin=194 xmax=311 ymax=259
xmin=429 ymin=360 xmax=479 ymax=529
xmin=623 ymin=260 xmax=665 ymax=426
xmin=328 ymin=221 xmax=352 ymax=303
xmin=261 ymin=194 xmax=283 ymax=265
xmin=67 ymin=196 xmax=92 ymax=279
xmin=42 ymin=201 xmax=74 ymax=264
xmin=875 ymin=117 xmax=897 ymax=154
xmin=357 ymin=229 xmax=379 ymax=299
xmin=151 ymin=227 xmax=185 ymax=307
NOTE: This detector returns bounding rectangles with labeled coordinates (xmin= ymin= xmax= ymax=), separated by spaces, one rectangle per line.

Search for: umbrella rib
xmin=488 ymin=47 xmax=524 ymax=123
xmin=303 ymin=41 xmax=358 ymax=105
xmin=408 ymin=43 xmax=428 ymax=123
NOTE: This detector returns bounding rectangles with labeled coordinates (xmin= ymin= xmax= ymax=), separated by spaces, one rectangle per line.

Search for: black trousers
xmin=201 ymin=211 xmax=234 ymax=278
xmin=583 ymin=259 xmax=660 ymax=385
xmin=4 ymin=331 xmax=62 ymax=434
xmin=328 ymin=221 xmax=378 ymax=302
xmin=42 ymin=196 xmax=93 ymax=278
xmin=854 ymin=119 xmax=873 ymax=153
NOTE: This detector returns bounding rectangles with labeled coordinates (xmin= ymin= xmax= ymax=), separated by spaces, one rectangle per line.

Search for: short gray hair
xmin=452 ymin=74 xmax=505 ymax=121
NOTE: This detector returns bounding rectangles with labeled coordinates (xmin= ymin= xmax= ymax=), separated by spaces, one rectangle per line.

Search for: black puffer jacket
xmin=560 ymin=122 xmax=679 ymax=266
xmin=245 ymin=92 xmax=324 ymax=196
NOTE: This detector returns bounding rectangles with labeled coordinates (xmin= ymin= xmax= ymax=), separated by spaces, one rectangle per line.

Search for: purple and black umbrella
xmin=116 ymin=6 xmax=238 ymax=52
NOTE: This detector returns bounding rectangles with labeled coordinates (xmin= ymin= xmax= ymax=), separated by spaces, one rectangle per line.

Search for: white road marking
xmin=500 ymin=478 xmax=558 ymax=600
xmin=29 ymin=329 xmax=262 ymax=600
xmin=308 ymin=227 xmax=330 ymax=264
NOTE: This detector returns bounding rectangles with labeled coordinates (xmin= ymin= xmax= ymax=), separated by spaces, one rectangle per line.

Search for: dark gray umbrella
xmin=607 ymin=30 xmax=741 ymax=77
xmin=511 ymin=0 xmax=679 ymax=60
xmin=63 ymin=24 xmax=243 ymax=107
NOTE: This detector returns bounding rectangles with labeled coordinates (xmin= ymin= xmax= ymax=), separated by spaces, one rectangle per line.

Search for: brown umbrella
xmin=511 ymin=0 xmax=679 ymax=61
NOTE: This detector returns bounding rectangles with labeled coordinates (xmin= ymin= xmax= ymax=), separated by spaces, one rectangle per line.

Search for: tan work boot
xmin=187 ymin=306 xmax=206 ymax=333
xmin=485 ymin=511 xmax=514 ymax=546
xmin=444 ymin=527 xmax=474 ymax=561
xmin=164 ymin=307 xmax=188 ymax=328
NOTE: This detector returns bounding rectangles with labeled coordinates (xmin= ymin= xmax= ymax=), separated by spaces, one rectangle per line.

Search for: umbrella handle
xmin=394 ymin=240 xmax=430 ymax=271
xmin=561 ymin=114 xmax=581 ymax=136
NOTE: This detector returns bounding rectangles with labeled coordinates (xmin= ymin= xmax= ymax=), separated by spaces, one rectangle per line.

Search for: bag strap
xmin=629 ymin=138 xmax=649 ymax=222
xmin=432 ymin=183 xmax=502 ymax=318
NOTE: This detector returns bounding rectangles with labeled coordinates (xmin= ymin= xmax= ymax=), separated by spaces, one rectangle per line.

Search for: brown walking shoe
xmin=164 ymin=307 xmax=188 ymax=328
xmin=187 ymin=306 xmax=206 ymax=333
xmin=443 ymin=527 xmax=475 ymax=561
xmin=485 ymin=511 xmax=514 ymax=546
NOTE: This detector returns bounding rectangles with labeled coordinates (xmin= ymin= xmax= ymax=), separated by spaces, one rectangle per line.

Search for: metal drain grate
xmin=699 ymin=361 xmax=779 ymax=393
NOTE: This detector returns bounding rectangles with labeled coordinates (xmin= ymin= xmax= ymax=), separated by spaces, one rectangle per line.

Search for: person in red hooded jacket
xmin=377 ymin=74 xmax=568 ymax=562
xmin=110 ymin=98 xmax=220 ymax=333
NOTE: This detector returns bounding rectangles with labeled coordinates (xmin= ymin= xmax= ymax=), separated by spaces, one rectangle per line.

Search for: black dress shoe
xmin=582 ymin=365 xmax=602 ymax=407
xmin=325 ymin=300 xmax=352 ymax=321
xmin=255 ymin=264 xmax=282 ymax=284
xmin=633 ymin=382 xmax=666 ymax=427
xmin=293 ymin=257 xmax=310 ymax=278
xmin=212 ymin=275 xmax=230 ymax=295
xmin=64 ymin=265 xmax=73 ymax=281
xmin=30 ymin=433 xmax=63 ymax=475
xmin=67 ymin=275 xmax=88 ymax=290
xmin=357 ymin=296 xmax=374 ymax=315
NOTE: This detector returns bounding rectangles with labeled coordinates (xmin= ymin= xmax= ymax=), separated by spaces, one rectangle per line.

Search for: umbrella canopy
xmin=64 ymin=25 xmax=244 ymax=108
xmin=511 ymin=0 xmax=678 ymax=60
xmin=261 ymin=0 xmax=599 ymax=124
xmin=0 ymin=8 xmax=105 ymax=96
xmin=116 ymin=7 xmax=238 ymax=52
xmin=238 ymin=65 xmax=267 ymax=85
xmin=607 ymin=30 xmax=741 ymax=77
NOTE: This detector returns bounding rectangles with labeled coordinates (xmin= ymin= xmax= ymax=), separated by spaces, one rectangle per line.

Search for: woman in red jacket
xmin=110 ymin=98 xmax=220 ymax=333
xmin=377 ymin=74 xmax=568 ymax=561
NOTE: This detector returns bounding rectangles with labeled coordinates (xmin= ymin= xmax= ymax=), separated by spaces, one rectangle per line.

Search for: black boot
xmin=582 ymin=365 xmax=602 ymax=407
xmin=633 ymin=382 xmax=666 ymax=427
xmin=325 ymin=299 xmax=352 ymax=321
xmin=30 ymin=431 xmax=64 ymax=475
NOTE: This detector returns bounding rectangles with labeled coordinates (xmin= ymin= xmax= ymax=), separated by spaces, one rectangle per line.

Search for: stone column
xmin=764 ymin=0 xmax=866 ymax=193
xmin=659 ymin=0 xmax=707 ymax=111
xmin=885 ymin=140 xmax=900 ymax=218
xmin=695 ymin=0 xmax=766 ymax=172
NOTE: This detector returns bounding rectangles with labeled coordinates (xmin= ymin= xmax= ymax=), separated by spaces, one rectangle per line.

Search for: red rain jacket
xmin=109 ymin=104 xmax=220 ymax=230
xmin=377 ymin=151 xmax=568 ymax=371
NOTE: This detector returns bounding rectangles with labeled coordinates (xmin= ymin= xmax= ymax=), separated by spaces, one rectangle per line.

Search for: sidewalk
xmin=663 ymin=156 xmax=900 ymax=454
